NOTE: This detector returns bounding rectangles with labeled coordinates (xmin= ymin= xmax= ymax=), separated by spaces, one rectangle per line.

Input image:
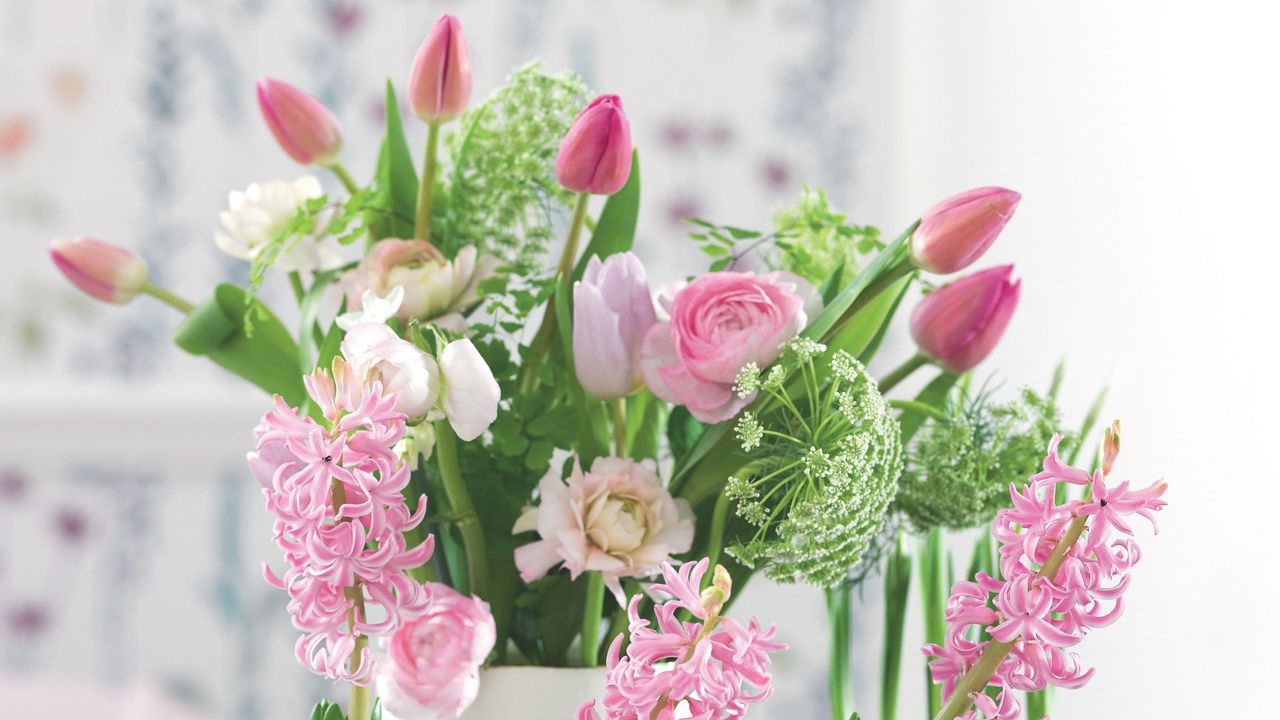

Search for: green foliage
xmin=308 ymin=700 xmax=345 ymax=720
xmin=245 ymin=188 xmax=379 ymax=298
xmin=572 ymin=150 xmax=641 ymax=281
xmin=897 ymin=386 xmax=1065 ymax=532
xmin=441 ymin=61 xmax=589 ymax=274
xmin=724 ymin=340 xmax=903 ymax=587
xmin=372 ymin=80 xmax=419 ymax=241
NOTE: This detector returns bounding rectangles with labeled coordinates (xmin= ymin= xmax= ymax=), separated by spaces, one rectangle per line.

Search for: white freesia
xmin=438 ymin=339 xmax=500 ymax=441
xmin=337 ymin=286 xmax=405 ymax=331
xmin=341 ymin=322 xmax=440 ymax=420
xmin=214 ymin=175 xmax=343 ymax=271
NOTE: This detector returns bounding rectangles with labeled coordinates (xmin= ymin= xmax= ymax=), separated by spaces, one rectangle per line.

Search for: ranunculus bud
xmin=555 ymin=95 xmax=633 ymax=195
xmin=255 ymin=78 xmax=343 ymax=167
xmin=408 ymin=14 xmax=472 ymax=124
xmin=573 ymin=253 xmax=657 ymax=400
xmin=49 ymin=237 xmax=149 ymax=304
xmin=910 ymin=186 xmax=1021 ymax=274
xmin=340 ymin=239 xmax=498 ymax=331
xmin=910 ymin=264 xmax=1020 ymax=373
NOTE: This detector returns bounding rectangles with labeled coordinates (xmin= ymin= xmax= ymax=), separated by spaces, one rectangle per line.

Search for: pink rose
xmin=639 ymin=271 xmax=816 ymax=423
xmin=512 ymin=457 xmax=694 ymax=603
xmin=378 ymin=583 xmax=496 ymax=720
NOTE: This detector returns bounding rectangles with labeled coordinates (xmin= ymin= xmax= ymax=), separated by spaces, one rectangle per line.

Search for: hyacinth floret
xmin=923 ymin=427 xmax=1167 ymax=719
xmin=254 ymin=357 xmax=435 ymax=684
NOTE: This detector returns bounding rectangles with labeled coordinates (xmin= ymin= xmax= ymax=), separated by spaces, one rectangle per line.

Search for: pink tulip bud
xmin=556 ymin=95 xmax=633 ymax=195
xmin=49 ymin=237 xmax=149 ymax=304
xmin=910 ymin=186 xmax=1021 ymax=274
xmin=573 ymin=252 xmax=657 ymax=400
xmin=408 ymin=14 xmax=472 ymax=124
xmin=256 ymin=78 xmax=343 ymax=167
xmin=910 ymin=264 xmax=1020 ymax=373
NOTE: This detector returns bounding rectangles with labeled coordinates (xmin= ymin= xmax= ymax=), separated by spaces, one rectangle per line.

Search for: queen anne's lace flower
xmin=923 ymin=429 xmax=1167 ymax=718
xmin=576 ymin=559 xmax=786 ymax=720
xmin=254 ymin=358 xmax=435 ymax=685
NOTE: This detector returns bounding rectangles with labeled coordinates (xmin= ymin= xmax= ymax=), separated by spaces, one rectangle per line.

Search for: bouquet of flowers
xmin=49 ymin=13 xmax=1169 ymax=720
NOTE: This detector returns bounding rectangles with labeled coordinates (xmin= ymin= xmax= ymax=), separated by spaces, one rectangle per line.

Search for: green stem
xmin=820 ymin=255 xmax=917 ymax=345
xmin=287 ymin=271 xmax=306 ymax=304
xmin=879 ymin=353 xmax=928 ymax=394
xmin=348 ymin=654 xmax=372 ymax=720
xmin=519 ymin=192 xmax=591 ymax=393
xmin=881 ymin=530 xmax=911 ymax=720
xmin=825 ymin=584 xmax=853 ymax=720
xmin=611 ymin=397 xmax=628 ymax=457
xmin=557 ymin=192 xmax=591 ymax=277
xmin=581 ymin=571 xmax=606 ymax=666
xmin=331 ymin=162 xmax=360 ymax=195
xmin=141 ymin=283 xmax=194 ymax=314
xmin=920 ymin=528 xmax=947 ymax=718
xmin=434 ymin=421 xmax=489 ymax=599
xmin=706 ymin=486 xmax=732 ymax=574
xmin=414 ymin=123 xmax=440 ymax=241
xmin=888 ymin=399 xmax=950 ymax=423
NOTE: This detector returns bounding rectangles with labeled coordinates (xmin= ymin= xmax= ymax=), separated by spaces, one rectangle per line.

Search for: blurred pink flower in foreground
xmin=910 ymin=186 xmax=1021 ymax=274
xmin=576 ymin=559 xmax=786 ymax=719
xmin=379 ymin=583 xmax=496 ymax=720
xmin=910 ymin=264 xmax=1020 ymax=374
xmin=513 ymin=457 xmax=694 ymax=603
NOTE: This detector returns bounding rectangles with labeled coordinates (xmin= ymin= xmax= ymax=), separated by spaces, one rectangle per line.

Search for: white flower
xmin=437 ymin=339 xmax=500 ymax=441
xmin=337 ymin=286 xmax=405 ymax=331
xmin=213 ymin=175 xmax=343 ymax=271
xmin=341 ymin=322 xmax=440 ymax=420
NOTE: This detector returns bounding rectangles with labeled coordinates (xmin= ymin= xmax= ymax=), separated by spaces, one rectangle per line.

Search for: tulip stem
xmin=611 ymin=397 xmax=628 ymax=457
xmin=557 ymin=192 xmax=591 ymax=277
xmin=434 ymin=421 xmax=490 ymax=600
xmin=518 ymin=191 xmax=591 ymax=394
xmin=878 ymin=354 xmax=928 ymax=394
xmin=141 ymin=283 xmax=195 ymax=314
xmin=581 ymin=571 xmax=606 ymax=666
xmin=331 ymin=163 xmax=360 ymax=195
xmin=414 ymin=123 xmax=441 ymax=242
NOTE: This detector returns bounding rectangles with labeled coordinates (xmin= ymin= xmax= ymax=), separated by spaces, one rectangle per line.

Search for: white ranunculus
xmin=214 ymin=175 xmax=343 ymax=271
xmin=341 ymin=322 xmax=440 ymax=421
xmin=437 ymin=339 xmax=500 ymax=441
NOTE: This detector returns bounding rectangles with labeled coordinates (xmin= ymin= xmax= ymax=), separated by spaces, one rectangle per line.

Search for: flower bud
xmin=49 ymin=237 xmax=149 ymax=304
xmin=910 ymin=186 xmax=1021 ymax=274
xmin=699 ymin=564 xmax=734 ymax=616
xmin=555 ymin=95 xmax=633 ymax=195
xmin=910 ymin=264 xmax=1020 ymax=373
xmin=256 ymin=78 xmax=343 ymax=167
xmin=573 ymin=253 xmax=657 ymax=400
xmin=1102 ymin=419 xmax=1121 ymax=477
xmin=408 ymin=14 xmax=472 ymax=124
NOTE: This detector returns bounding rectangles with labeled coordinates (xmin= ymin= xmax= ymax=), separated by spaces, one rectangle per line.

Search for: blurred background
xmin=1 ymin=0 xmax=1273 ymax=717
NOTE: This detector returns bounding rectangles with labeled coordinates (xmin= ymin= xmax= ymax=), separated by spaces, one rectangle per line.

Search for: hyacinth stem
xmin=434 ymin=421 xmax=489 ymax=599
xmin=581 ymin=571 xmax=606 ymax=666
xmin=331 ymin=162 xmax=360 ymax=195
xmin=331 ymin=478 xmax=374 ymax=720
xmin=878 ymin=353 xmax=928 ymax=394
xmin=932 ymin=514 xmax=1089 ymax=720
xmin=519 ymin=191 xmax=591 ymax=393
xmin=141 ymin=283 xmax=194 ymax=314
xmin=825 ymin=585 xmax=854 ymax=720
xmin=612 ymin=397 xmax=628 ymax=457
xmin=348 ymin=658 xmax=372 ymax=720
xmin=413 ymin=122 xmax=441 ymax=241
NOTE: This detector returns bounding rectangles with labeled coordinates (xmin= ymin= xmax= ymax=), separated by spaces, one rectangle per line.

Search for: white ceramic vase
xmin=461 ymin=666 xmax=606 ymax=719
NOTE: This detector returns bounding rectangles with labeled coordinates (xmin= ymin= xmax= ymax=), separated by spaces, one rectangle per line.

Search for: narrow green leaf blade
xmin=572 ymin=150 xmax=641 ymax=281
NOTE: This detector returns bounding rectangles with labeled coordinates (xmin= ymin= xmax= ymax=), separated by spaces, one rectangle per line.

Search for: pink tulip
xmin=910 ymin=264 xmax=1020 ymax=373
xmin=256 ymin=78 xmax=343 ymax=166
xmin=555 ymin=95 xmax=633 ymax=195
xmin=573 ymin=253 xmax=657 ymax=400
xmin=910 ymin=186 xmax=1021 ymax=274
xmin=49 ymin=237 xmax=149 ymax=304
xmin=408 ymin=14 xmax=472 ymax=124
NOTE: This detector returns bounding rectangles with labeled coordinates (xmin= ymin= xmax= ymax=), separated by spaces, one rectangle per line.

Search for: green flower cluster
xmin=442 ymin=61 xmax=589 ymax=274
xmin=896 ymin=387 xmax=1064 ymax=532
xmin=771 ymin=186 xmax=881 ymax=286
xmin=726 ymin=340 xmax=902 ymax=587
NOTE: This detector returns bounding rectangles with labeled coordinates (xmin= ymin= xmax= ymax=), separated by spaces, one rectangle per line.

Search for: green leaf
xmin=898 ymin=371 xmax=961 ymax=446
xmin=825 ymin=273 xmax=912 ymax=359
xmin=572 ymin=149 xmax=641 ymax=282
xmin=803 ymin=221 xmax=916 ymax=342
xmin=625 ymin=389 xmax=667 ymax=461
xmin=537 ymin=573 xmax=588 ymax=666
xmin=298 ymin=269 xmax=339 ymax=371
xmin=666 ymin=406 xmax=705 ymax=462
xmin=880 ymin=533 xmax=911 ymax=720
xmin=172 ymin=284 xmax=305 ymax=405
xmin=371 ymin=80 xmax=419 ymax=241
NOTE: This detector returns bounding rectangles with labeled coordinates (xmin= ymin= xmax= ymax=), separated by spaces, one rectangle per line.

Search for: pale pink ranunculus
xmin=572 ymin=252 xmax=657 ymax=400
xmin=512 ymin=457 xmax=694 ymax=602
xmin=341 ymin=239 xmax=498 ymax=331
xmin=639 ymin=271 xmax=816 ymax=424
xmin=379 ymin=583 xmax=496 ymax=720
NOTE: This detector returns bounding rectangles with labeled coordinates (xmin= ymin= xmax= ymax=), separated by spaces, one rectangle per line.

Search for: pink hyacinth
xmin=576 ymin=559 xmax=786 ymax=720
xmin=254 ymin=357 xmax=435 ymax=685
xmin=924 ymin=426 xmax=1167 ymax=719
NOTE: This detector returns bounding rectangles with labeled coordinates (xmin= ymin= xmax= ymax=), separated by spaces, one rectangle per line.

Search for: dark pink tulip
xmin=256 ymin=78 xmax=343 ymax=167
xmin=49 ymin=237 xmax=149 ymax=304
xmin=555 ymin=95 xmax=633 ymax=195
xmin=408 ymin=14 xmax=472 ymax=124
xmin=910 ymin=264 xmax=1020 ymax=373
xmin=910 ymin=186 xmax=1021 ymax=274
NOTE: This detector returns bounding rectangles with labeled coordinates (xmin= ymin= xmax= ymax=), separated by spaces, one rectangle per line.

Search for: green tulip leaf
xmin=572 ymin=149 xmax=640 ymax=282
xmin=371 ymin=80 xmax=419 ymax=242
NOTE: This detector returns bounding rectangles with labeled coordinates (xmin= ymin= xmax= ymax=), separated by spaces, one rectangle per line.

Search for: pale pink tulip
xmin=256 ymin=78 xmax=343 ymax=166
xmin=555 ymin=95 xmax=633 ymax=195
xmin=49 ymin=237 xmax=148 ymax=304
xmin=909 ymin=264 xmax=1020 ymax=373
xmin=909 ymin=186 xmax=1021 ymax=274
xmin=408 ymin=14 xmax=472 ymax=124
xmin=573 ymin=253 xmax=657 ymax=400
